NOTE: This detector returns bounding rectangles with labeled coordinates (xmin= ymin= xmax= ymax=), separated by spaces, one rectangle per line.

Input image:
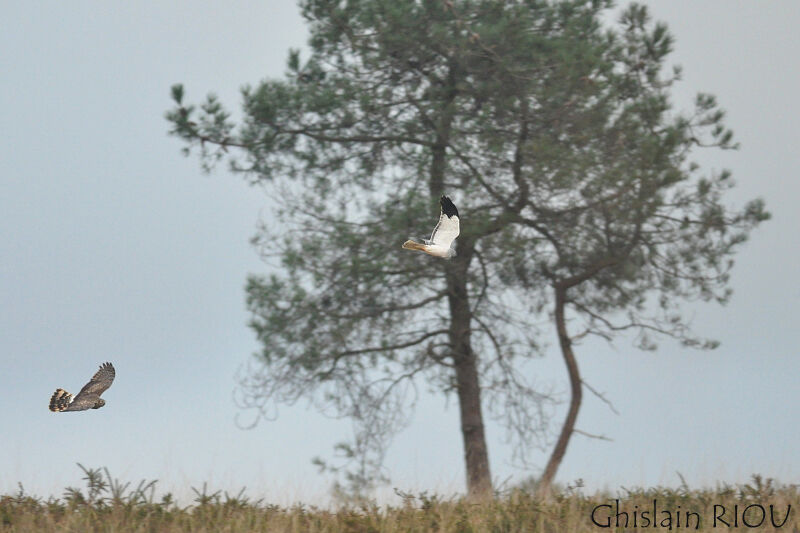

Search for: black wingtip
xmin=440 ymin=195 xmax=459 ymax=218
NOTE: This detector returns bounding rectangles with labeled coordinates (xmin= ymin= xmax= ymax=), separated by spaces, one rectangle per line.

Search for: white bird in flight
xmin=402 ymin=195 xmax=460 ymax=259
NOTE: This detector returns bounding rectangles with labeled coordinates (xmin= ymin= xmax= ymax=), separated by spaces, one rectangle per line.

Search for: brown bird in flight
xmin=49 ymin=362 xmax=116 ymax=412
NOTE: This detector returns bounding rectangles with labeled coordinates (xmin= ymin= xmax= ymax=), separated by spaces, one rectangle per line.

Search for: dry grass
xmin=2 ymin=467 xmax=798 ymax=532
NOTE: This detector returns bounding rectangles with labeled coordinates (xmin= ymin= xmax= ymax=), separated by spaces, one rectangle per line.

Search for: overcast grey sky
xmin=1 ymin=2 xmax=798 ymax=503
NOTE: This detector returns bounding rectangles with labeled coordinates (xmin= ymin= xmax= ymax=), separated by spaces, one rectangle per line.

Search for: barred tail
xmin=402 ymin=240 xmax=427 ymax=252
xmin=49 ymin=388 xmax=73 ymax=412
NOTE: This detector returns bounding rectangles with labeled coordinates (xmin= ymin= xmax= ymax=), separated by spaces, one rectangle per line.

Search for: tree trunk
xmin=446 ymin=247 xmax=493 ymax=500
xmin=537 ymin=286 xmax=582 ymax=498
xmin=429 ymin=64 xmax=491 ymax=498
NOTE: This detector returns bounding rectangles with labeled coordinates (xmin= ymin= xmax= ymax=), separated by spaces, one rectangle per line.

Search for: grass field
xmin=2 ymin=466 xmax=797 ymax=532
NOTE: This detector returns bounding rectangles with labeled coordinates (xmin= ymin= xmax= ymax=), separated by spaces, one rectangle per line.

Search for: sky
xmin=1 ymin=1 xmax=798 ymax=505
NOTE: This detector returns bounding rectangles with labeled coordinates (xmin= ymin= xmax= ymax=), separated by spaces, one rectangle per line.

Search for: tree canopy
xmin=167 ymin=0 xmax=768 ymax=498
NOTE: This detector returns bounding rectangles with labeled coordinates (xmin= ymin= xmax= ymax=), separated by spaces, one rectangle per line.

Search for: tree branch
xmin=573 ymin=428 xmax=613 ymax=442
xmin=581 ymin=379 xmax=619 ymax=415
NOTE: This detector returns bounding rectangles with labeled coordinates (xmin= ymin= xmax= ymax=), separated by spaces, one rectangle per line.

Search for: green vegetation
xmin=2 ymin=467 xmax=797 ymax=532
xmin=166 ymin=0 xmax=768 ymax=499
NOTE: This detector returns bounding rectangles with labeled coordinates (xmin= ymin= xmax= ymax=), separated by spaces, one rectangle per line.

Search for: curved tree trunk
xmin=537 ymin=286 xmax=582 ymax=498
xmin=446 ymin=244 xmax=492 ymax=500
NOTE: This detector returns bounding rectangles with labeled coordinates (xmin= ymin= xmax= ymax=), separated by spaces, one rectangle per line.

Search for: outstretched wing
xmin=75 ymin=362 xmax=115 ymax=398
xmin=428 ymin=195 xmax=460 ymax=248
xmin=49 ymin=388 xmax=75 ymax=412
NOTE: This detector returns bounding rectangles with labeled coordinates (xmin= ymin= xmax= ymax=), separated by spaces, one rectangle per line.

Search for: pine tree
xmin=167 ymin=0 xmax=768 ymax=498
